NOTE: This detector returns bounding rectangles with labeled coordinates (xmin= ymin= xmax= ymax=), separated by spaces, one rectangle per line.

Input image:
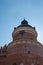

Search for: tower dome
xmin=6 ymin=19 xmax=43 ymax=65
xmin=17 ymin=19 xmax=34 ymax=28
xmin=0 ymin=19 xmax=43 ymax=65
xmin=12 ymin=19 xmax=37 ymax=41
xmin=21 ymin=19 xmax=28 ymax=25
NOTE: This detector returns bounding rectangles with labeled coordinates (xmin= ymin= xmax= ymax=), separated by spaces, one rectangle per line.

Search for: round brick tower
xmin=6 ymin=19 xmax=43 ymax=65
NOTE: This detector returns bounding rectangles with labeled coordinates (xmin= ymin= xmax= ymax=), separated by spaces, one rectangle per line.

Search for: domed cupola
xmin=21 ymin=19 xmax=28 ymax=25
xmin=17 ymin=19 xmax=34 ymax=29
xmin=12 ymin=19 xmax=37 ymax=41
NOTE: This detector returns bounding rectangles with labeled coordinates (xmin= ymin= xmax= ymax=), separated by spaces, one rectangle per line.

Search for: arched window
xmin=19 ymin=31 xmax=25 ymax=36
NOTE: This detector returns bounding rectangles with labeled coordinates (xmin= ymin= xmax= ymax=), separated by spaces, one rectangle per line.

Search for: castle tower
xmin=6 ymin=19 xmax=43 ymax=65
xmin=0 ymin=19 xmax=43 ymax=65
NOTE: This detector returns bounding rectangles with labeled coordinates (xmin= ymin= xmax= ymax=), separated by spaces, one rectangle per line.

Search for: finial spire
xmin=21 ymin=19 xmax=28 ymax=25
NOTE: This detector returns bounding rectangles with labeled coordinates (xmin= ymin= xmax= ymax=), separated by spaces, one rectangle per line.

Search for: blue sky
xmin=0 ymin=0 xmax=43 ymax=47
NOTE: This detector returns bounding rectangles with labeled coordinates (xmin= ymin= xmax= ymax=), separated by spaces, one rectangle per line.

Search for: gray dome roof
xmin=21 ymin=19 xmax=28 ymax=25
xmin=17 ymin=19 xmax=35 ymax=30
